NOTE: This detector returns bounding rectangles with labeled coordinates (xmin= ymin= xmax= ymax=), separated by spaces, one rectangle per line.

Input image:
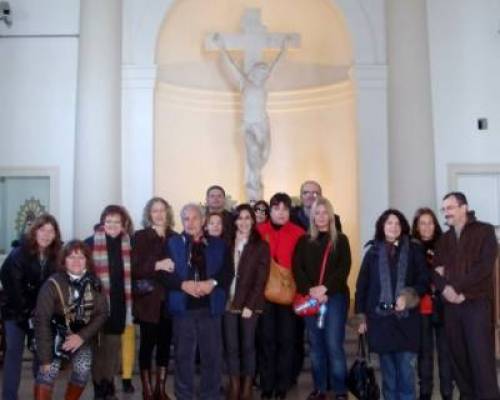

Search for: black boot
xmin=122 ymin=378 xmax=135 ymax=393
xmin=93 ymin=381 xmax=106 ymax=400
xmin=103 ymin=380 xmax=118 ymax=400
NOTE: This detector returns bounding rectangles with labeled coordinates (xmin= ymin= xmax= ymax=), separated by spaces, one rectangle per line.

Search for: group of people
xmin=0 ymin=180 xmax=498 ymax=400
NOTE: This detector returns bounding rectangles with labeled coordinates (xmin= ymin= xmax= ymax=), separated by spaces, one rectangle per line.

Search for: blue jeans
xmin=379 ymin=352 xmax=417 ymax=400
xmin=305 ymin=294 xmax=348 ymax=394
xmin=2 ymin=320 xmax=38 ymax=400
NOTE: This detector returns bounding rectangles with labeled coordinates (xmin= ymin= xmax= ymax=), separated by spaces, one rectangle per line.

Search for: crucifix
xmin=205 ymin=8 xmax=301 ymax=201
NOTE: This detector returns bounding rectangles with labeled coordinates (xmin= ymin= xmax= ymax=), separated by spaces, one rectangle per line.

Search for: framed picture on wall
xmin=0 ymin=167 xmax=59 ymax=257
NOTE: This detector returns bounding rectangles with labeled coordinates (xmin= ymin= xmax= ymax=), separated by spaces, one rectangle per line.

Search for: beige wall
xmin=154 ymin=0 xmax=361 ymax=288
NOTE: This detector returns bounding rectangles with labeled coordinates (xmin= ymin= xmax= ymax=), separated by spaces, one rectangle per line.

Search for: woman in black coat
xmin=0 ymin=214 xmax=62 ymax=400
xmin=355 ymin=209 xmax=428 ymax=400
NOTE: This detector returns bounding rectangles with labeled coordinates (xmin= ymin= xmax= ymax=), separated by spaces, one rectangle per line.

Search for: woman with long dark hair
xmin=355 ymin=209 xmax=428 ymax=400
xmin=0 ymin=214 xmax=62 ymax=400
xmin=411 ymin=208 xmax=454 ymax=400
xmin=132 ymin=197 xmax=176 ymax=400
xmin=224 ymin=204 xmax=270 ymax=400
xmin=33 ymin=240 xmax=107 ymax=400
xmin=292 ymin=197 xmax=351 ymax=400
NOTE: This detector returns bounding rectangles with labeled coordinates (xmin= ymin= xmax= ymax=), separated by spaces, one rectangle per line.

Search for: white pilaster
xmin=353 ymin=64 xmax=389 ymax=246
xmin=121 ymin=65 xmax=157 ymax=225
xmin=74 ymin=0 xmax=122 ymax=237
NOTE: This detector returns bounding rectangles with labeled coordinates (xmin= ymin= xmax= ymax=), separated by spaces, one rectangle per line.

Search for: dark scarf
xmin=376 ymin=235 xmax=409 ymax=318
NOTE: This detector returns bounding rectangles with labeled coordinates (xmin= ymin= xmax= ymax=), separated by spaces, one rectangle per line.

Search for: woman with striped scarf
xmin=85 ymin=205 xmax=134 ymax=400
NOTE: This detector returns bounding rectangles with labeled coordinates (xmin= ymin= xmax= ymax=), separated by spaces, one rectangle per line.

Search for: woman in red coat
xmin=256 ymin=193 xmax=304 ymax=400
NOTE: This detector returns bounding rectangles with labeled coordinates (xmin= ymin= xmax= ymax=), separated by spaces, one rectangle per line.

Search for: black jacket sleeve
xmin=323 ymin=234 xmax=351 ymax=295
xmin=292 ymin=237 xmax=312 ymax=295
xmin=354 ymin=248 xmax=373 ymax=315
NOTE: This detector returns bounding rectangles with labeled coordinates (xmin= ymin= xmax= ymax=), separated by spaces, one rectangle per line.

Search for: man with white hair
xmin=160 ymin=203 xmax=232 ymax=400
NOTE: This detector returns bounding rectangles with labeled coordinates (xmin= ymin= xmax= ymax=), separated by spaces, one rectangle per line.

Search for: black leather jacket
xmin=1 ymin=246 xmax=56 ymax=322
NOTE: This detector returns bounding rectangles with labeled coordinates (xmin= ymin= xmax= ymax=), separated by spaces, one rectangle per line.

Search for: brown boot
xmin=154 ymin=366 xmax=171 ymax=400
xmin=64 ymin=382 xmax=85 ymax=400
xmin=241 ymin=376 xmax=253 ymax=400
xmin=226 ymin=375 xmax=240 ymax=400
xmin=34 ymin=383 xmax=53 ymax=400
xmin=140 ymin=369 xmax=154 ymax=400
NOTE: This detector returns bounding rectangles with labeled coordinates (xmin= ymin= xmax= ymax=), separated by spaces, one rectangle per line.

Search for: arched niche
xmin=122 ymin=0 xmax=388 ymax=284
xmin=153 ymin=0 xmax=361 ymax=286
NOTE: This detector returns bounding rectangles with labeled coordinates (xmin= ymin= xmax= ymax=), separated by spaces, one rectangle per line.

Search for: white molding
xmin=448 ymin=163 xmax=500 ymax=230
xmin=448 ymin=163 xmax=500 ymax=186
xmin=122 ymin=64 xmax=158 ymax=90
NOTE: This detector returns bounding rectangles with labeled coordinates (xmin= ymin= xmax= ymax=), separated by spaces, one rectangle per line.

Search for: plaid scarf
xmin=92 ymin=227 xmax=133 ymax=325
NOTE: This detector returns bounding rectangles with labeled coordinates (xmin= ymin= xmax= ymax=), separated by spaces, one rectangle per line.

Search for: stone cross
xmin=205 ymin=8 xmax=300 ymax=201
xmin=205 ymin=8 xmax=300 ymax=73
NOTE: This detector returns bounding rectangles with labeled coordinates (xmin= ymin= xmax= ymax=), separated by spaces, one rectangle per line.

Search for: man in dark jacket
xmin=162 ymin=203 xmax=232 ymax=400
xmin=433 ymin=192 xmax=500 ymax=400
xmin=291 ymin=180 xmax=342 ymax=232
xmin=205 ymin=185 xmax=234 ymax=243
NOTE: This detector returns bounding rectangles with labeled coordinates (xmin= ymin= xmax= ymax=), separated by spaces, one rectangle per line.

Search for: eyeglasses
xmin=104 ymin=219 xmax=123 ymax=226
xmin=254 ymin=207 xmax=267 ymax=213
xmin=440 ymin=204 xmax=460 ymax=214
xmin=302 ymin=190 xmax=320 ymax=196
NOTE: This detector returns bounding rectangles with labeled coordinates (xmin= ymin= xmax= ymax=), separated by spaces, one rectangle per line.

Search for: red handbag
xmin=293 ymin=240 xmax=333 ymax=317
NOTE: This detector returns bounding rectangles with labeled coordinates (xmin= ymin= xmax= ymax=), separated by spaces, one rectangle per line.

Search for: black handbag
xmin=347 ymin=334 xmax=380 ymax=400
xmin=132 ymin=279 xmax=156 ymax=296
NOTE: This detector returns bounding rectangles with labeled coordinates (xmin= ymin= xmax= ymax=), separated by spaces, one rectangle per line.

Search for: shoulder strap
xmin=49 ymin=277 xmax=71 ymax=331
xmin=318 ymin=240 xmax=333 ymax=285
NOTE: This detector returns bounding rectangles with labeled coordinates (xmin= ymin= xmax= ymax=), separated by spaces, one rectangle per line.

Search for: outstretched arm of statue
xmin=268 ymin=35 xmax=291 ymax=76
xmin=213 ymin=33 xmax=247 ymax=82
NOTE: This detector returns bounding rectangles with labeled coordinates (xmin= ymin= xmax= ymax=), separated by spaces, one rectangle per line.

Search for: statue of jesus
xmin=212 ymin=33 xmax=290 ymax=201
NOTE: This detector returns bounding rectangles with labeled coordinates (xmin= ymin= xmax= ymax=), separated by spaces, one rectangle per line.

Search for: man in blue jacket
xmin=162 ymin=203 xmax=232 ymax=400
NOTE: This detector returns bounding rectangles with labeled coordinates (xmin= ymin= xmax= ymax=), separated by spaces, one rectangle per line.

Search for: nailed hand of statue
xmin=212 ymin=32 xmax=224 ymax=47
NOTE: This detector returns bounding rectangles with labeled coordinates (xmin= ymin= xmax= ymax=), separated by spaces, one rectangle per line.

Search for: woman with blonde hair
xmin=132 ymin=197 xmax=176 ymax=400
xmin=292 ymin=197 xmax=351 ymax=400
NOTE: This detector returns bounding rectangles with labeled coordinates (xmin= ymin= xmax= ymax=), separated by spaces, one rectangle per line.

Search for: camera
xmin=52 ymin=319 xmax=71 ymax=360
xmin=0 ymin=1 xmax=12 ymax=27
xmin=378 ymin=302 xmax=395 ymax=311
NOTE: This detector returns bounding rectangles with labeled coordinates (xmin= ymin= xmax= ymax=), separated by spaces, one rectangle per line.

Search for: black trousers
xmin=223 ymin=311 xmax=259 ymax=376
xmin=173 ymin=309 xmax=222 ymax=400
xmin=293 ymin=315 xmax=305 ymax=382
xmin=444 ymin=298 xmax=500 ymax=400
xmin=418 ymin=314 xmax=454 ymax=397
xmin=138 ymin=312 xmax=172 ymax=370
xmin=258 ymin=301 xmax=296 ymax=393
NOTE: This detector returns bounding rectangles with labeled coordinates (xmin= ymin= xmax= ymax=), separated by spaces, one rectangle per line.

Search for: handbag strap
xmin=357 ymin=334 xmax=372 ymax=363
xmin=317 ymin=240 xmax=333 ymax=285
xmin=49 ymin=277 xmax=72 ymax=332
